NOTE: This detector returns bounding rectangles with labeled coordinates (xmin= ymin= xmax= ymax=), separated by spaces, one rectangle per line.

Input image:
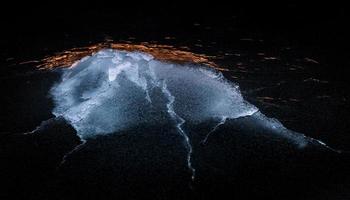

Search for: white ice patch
xmin=50 ymin=48 xmax=337 ymax=152
xmin=49 ymin=49 xmax=339 ymax=178
xmin=50 ymin=49 xmax=258 ymax=139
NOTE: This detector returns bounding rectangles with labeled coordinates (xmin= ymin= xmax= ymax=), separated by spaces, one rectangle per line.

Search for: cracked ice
xmin=47 ymin=49 xmax=339 ymax=180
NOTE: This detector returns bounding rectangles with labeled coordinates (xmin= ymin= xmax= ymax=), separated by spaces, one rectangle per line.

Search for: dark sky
xmin=1 ymin=2 xmax=349 ymax=80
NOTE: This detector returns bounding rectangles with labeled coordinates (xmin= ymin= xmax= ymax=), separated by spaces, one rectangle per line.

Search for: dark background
xmin=1 ymin=2 xmax=350 ymax=200
xmin=1 ymin=2 xmax=349 ymax=78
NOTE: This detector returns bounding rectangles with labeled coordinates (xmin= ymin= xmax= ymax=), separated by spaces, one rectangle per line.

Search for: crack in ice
xmin=23 ymin=117 xmax=57 ymax=135
xmin=161 ymin=81 xmax=196 ymax=181
xmin=201 ymin=116 xmax=227 ymax=145
xmin=58 ymin=138 xmax=86 ymax=169
xmin=23 ymin=48 xmax=343 ymax=184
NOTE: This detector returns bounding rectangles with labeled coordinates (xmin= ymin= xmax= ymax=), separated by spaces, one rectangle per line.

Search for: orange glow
xmin=36 ymin=42 xmax=227 ymax=71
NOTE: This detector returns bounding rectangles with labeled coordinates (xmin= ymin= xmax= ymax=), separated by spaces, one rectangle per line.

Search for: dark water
xmin=1 ymin=3 xmax=350 ymax=200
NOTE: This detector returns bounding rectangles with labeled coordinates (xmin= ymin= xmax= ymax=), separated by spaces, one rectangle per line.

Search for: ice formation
xmin=51 ymin=49 xmax=257 ymax=139
xmin=49 ymin=49 xmax=338 ymax=180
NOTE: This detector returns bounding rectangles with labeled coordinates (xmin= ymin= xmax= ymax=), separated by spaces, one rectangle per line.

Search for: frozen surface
xmin=51 ymin=49 xmax=258 ymax=139
xmin=50 ymin=49 xmax=338 ymax=179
